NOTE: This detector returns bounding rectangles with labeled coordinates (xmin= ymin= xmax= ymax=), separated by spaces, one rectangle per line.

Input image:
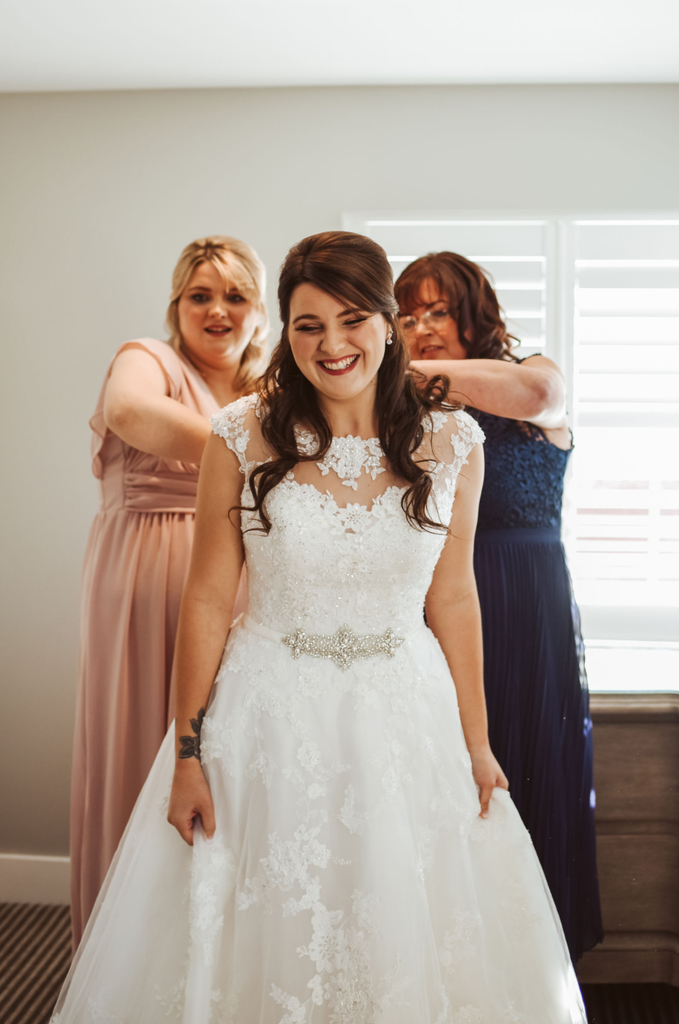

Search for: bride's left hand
xmin=469 ymin=745 xmax=509 ymax=818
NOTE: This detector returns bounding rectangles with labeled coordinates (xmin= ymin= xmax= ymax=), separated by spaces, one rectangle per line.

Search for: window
xmin=344 ymin=211 xmax=679 ymax=692
xmin=572 ymin=222 xmax=679 ymax=610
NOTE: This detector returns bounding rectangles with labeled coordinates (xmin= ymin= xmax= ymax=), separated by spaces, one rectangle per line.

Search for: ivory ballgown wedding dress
xmin=53 ymin=395 xmax=586 ymax=1024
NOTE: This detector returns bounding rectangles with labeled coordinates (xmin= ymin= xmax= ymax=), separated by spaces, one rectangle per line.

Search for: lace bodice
xmin=211 ymin=396 xmax=484 ymax=636
xmin=471 ymin=411 xmax=571 ymax=531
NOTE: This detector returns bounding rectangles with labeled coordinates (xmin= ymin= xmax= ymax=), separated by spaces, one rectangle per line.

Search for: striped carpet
xmin=1 ymin=903 xmax=71 ymax=1024
xmin=580 ymin=982 xmax=679 ymax=1024
xmin=2 ymin=902 xmax=679 ymax=1023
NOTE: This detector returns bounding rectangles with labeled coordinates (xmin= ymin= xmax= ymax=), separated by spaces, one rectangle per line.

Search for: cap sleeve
xmin=210 ymin=394 xmax=260 ymax=476
xmin=89 ymin=338 xmax=185 ymax=478
xmin=436 ymin=409 xmax=484 ymax=485
xmin=451 ymin=410 xmax=485 ymax=463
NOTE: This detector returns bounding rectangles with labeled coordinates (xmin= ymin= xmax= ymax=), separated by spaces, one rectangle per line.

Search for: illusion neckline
xmin=294 ymin=424 xmax=381 ymax=445
xmin=286 ymin=477 xmax=406 ymax=516
xmin=294 ymin=427 xmax=386 ymax=491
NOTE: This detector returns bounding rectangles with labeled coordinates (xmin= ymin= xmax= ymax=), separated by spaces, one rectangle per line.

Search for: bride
xmin=52 ymin=231 xmax=586 ymax=1024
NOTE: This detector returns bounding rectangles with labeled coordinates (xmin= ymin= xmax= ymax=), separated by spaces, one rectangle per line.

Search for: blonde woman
xmin=70 ymin=236 xmax=268 ymax=947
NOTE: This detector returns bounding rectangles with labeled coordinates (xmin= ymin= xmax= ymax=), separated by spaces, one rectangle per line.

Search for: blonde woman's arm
xmin=425 ymin=442 xmax=508 ymax=816
xmin=412 ymin=354 xmax=567 ymax=430
xmin=104 ymin=348 xmax=211 ymax=463
xmin=167 ymin=431 xmax=245 ymax=844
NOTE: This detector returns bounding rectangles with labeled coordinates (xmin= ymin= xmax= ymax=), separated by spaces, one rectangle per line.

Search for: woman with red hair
xmin=396 ymin=251 xmax=603 ymax=962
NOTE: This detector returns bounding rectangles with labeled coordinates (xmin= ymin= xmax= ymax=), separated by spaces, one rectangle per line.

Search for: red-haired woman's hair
xmin=395 ymin=251 xmax=519 ymax=362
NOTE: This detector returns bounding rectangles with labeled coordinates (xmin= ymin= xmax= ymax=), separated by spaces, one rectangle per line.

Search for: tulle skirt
xmin=474 ymin=526 xmax=603 ymax=961
xmin=53 ymin=620 xmax=585 ymax=1023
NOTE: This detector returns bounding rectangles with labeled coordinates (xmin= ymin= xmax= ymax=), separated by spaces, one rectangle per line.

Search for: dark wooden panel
xmin=579 ymin=932 xmax=679 ymax=985
xmin=596 ymin=835 xmax=679 ymax=932
xmin=578 ymin=694 xmax=679 ymax=985
xmin=592 ymin=724 xmax=679 ymax=824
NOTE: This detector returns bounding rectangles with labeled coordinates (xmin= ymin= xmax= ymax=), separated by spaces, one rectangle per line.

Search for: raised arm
xmin=103 ymin=347 xmax=212 ymax=463
xmin=412 ymin=354 xmax=567 ymax=430
xmin=425 ymin=442 xmax=508 ymax=815
xmin=167 ymin=430 xmax=245 ymax=844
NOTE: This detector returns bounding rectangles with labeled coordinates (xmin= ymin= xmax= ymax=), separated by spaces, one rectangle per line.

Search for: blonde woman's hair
xmin=166 ymin=235 xmax=269 ymax=394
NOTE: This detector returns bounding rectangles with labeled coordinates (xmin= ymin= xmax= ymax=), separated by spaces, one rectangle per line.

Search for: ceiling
xmin=1 ymin=0 xmax=678 ymax=93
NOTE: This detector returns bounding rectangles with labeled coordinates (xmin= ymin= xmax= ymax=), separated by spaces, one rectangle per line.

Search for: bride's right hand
xmin=167 ymin=760 xmax=216 ymax=846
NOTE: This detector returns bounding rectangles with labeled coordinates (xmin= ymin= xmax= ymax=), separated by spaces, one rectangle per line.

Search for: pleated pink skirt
xmin=70 ymin=508 xmax=195 ymax=947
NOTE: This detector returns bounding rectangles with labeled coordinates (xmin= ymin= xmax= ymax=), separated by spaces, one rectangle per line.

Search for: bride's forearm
xmin=171 ymin=431 xmax=247 ymax=770
xmin=172 ymin=589 xmax=236 ymax=766
xmin=425 ymin=591 xmax=489 ymax=753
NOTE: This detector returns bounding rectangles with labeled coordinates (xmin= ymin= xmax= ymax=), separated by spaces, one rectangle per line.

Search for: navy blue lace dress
xmin=471 ymin=410 xmax=603 ymax=962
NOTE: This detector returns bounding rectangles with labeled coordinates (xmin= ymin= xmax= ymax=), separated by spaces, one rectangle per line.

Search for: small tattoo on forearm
xmin=178 ymin=707 xmax=206 ymax=761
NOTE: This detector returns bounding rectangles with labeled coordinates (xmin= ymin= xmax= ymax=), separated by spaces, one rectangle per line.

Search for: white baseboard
xmin=0 ymin=853 xmax=70 ymax=906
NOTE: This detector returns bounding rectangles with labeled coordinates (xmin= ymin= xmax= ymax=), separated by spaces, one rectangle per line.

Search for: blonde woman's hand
xmin=469 ymin=745 xmax=509 ymax=819
xmin=167 ymin=760 xmax=216 ymax=846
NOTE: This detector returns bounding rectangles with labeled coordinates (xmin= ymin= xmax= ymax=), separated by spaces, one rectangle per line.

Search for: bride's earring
xmin=386 ymin=328 xmax=393 ymax=345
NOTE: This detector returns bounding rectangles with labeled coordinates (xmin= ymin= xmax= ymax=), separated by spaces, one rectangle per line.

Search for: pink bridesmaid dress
xmin=70 ymin=338 xmax=221 ymax=947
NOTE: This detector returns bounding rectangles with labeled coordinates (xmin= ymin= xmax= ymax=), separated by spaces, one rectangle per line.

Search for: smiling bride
xmin=52 ymin=231 xmax=586 ymax=1024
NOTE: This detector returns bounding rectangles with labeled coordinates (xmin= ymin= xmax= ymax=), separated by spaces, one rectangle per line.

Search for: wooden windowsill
xmin=591 ymin=691 xmax=679 ymax=723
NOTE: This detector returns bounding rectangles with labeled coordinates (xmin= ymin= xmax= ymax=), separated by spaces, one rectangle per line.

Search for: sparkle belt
xmin=242 ymin=614 xmax=418 ymax=670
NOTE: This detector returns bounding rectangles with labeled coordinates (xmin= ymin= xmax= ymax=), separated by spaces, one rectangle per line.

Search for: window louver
xmin=572 ymin=221 xmax=679 ymax=611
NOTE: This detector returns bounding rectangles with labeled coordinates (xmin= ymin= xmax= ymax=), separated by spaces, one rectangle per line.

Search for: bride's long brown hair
xmin=242 ymin=231 xmax=455 ymax=534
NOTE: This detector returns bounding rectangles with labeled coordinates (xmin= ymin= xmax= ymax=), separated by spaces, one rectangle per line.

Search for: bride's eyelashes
xmin=293 ymin=322 xmax=322 ymax=334
xmin=294 ymin=316 xmax=368 ymax=334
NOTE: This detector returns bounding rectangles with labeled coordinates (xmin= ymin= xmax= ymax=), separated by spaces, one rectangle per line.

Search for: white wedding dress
xmin=53 ymin=395 xmax=586 ymax=1024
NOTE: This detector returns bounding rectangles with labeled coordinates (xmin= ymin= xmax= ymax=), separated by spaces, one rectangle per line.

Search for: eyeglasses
xmin=398 ymin=308 xmax=452 ymax=336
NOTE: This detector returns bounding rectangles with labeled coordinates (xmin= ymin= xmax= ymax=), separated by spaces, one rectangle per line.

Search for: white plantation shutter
xmin=572 ymin=221 xmax=679 ymax=616
xmin=344 ymin=211 xmax=679 ymax=688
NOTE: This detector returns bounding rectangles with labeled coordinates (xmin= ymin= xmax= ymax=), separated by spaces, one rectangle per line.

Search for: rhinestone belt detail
xmin=242 ymin=615 xmax=410 ymax=670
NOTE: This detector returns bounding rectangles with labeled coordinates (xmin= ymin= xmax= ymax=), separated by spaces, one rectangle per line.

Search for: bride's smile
xmin=317 ymin=353 xmax=359 ymax=374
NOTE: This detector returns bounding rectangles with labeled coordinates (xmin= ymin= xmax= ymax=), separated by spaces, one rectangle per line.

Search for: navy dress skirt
xmin=471 ymin=410 xmax=603 ymax=962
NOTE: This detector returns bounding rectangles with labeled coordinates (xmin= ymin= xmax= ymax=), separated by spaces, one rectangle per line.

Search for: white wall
xmin=1 ymin=84 xmax=678 ymax=859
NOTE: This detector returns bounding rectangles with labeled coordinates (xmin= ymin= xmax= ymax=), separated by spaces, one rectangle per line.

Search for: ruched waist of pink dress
xmin=122 ymin=470 xmax=199 ymax=513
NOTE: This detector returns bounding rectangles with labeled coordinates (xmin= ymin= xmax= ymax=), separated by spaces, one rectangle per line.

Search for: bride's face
xmin=288 ymin=283 xmax=390 ymax=402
